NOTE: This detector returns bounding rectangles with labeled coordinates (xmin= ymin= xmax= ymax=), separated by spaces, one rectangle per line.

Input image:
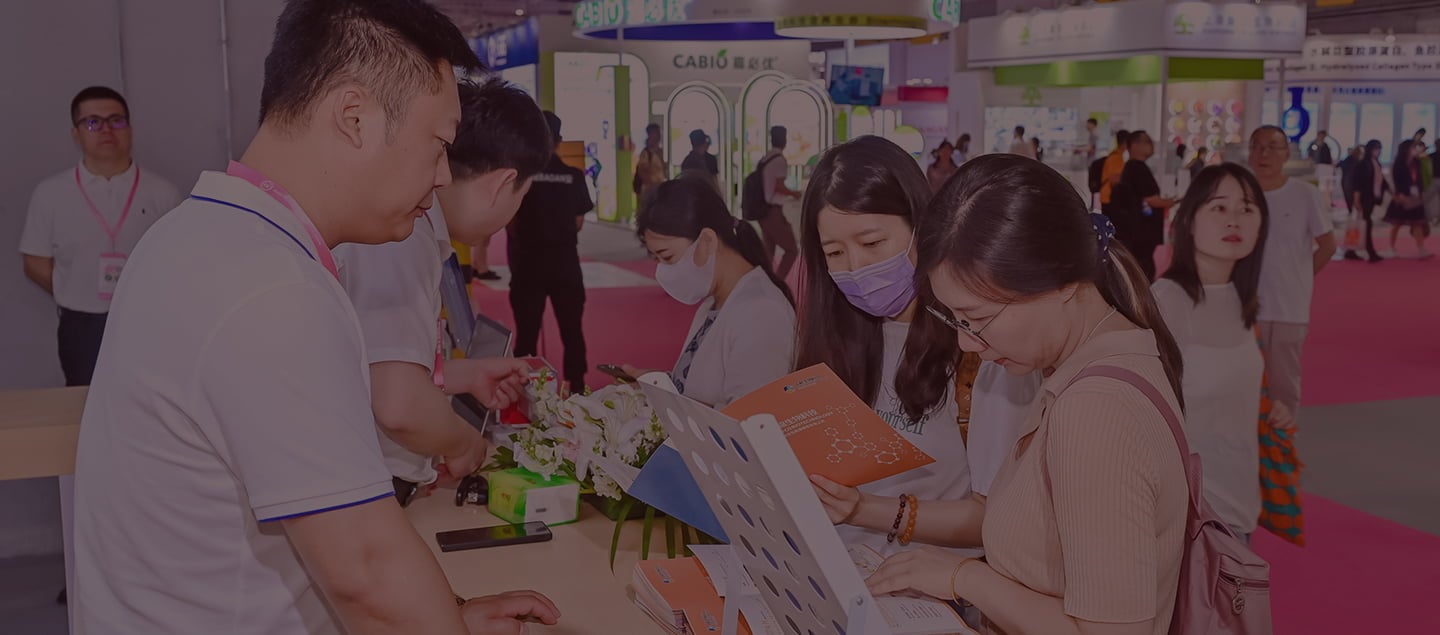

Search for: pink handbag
xmin=1050 ymin=366 xmax=1274 ymax=635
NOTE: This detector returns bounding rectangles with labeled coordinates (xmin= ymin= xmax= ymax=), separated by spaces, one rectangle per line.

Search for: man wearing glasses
xmin=20 ymin=86 xmax=181 ymax=387
xmin=1247 ymin=125 xmax=1337 ymax=420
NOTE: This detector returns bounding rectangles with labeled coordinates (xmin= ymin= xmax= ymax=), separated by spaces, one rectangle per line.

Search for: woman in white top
xmin=1153 ymin=163 xmax=1295 ymax=541
xmin=797 ymin=137 xmax=1040 ymax=562
xmin=628 ymin=176 xmax=797 ymax=408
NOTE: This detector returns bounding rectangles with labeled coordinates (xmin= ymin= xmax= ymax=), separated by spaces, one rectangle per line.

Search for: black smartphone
xmin=436 ymin=521 xmax=553 ymax=553
xmin=597 ymin=364 xmax=637 ymax=382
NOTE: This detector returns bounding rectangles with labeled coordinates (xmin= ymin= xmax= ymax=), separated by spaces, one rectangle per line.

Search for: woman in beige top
xmin=828 ymin=155 xmax=1189 ymax=635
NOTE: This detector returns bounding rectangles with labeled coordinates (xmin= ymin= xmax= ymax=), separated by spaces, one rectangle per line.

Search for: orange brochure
xmin=723 ymin=365 xmax=935 ymax=487
xmin=633 ymin=557 xmax=750 ymax=635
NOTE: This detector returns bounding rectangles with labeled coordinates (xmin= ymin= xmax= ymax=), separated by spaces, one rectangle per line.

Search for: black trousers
xmin=509 ymin=258 xmax=587 ymax=392
xmin=1355 ymin=202 xmax=1379 ymax=259
xmin=58 ymin=308 xmax=108 ymax=387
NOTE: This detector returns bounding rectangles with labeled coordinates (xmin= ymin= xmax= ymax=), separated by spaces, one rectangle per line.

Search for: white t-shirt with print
xmin=71 ymin=171 xmax=393 ymax=635
xmin=967 ymin=362 xmax=1042 ymax=496
xmin=1258 ymin=178 xmax=1333 ymax=324
xmin=837 ymin=321 xmax=976 ymax=558
xmin=334 ymin=203 xmax=454 ymax=484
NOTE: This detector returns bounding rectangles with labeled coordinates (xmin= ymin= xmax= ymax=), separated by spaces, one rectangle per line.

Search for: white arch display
xmin=664 ymin=81 xmax=734 ymax=208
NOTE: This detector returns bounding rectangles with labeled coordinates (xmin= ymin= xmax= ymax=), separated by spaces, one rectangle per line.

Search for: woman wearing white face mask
xmin=797 ymin=137 xmax=1042 ymax=567
xmin=629 ymin=176 xmax=797 ymax=407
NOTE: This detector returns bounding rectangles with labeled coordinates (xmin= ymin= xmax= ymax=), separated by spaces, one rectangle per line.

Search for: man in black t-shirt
xmin=1112 ymin=130 xmax=1176 ymax=280
xmin=507 ymin=111 xmax=593 ymax=393
xmin=679 ymin=129 xmax=721 ymax=194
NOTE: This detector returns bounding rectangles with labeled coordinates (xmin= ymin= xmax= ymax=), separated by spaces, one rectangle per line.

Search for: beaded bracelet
xmin=899 ymin=494 xmax=919 ymax=545
xmin=885 ymin=495 xmax=909 ymax=543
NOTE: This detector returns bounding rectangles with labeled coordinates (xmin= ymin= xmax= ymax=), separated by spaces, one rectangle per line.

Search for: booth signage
xmin=967 ymin=0 xmax=1305 ymax=66
xmin=1265 ymin=35 xmax=1440 ymax=82
xmin=931 ymin=0 xmax=961 ymax=25
xmin=574 ymin=0 xmax=694 ymax=30
xmin=472 ymin=18 xmax=539 ymax=71
xmin=672 ymin=48 xmax=780 ymax=72
xmin=775 ymin=15 xmax=928 ymax=32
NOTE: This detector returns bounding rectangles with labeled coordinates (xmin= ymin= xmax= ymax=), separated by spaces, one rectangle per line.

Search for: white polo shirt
xmin=18 ymin=162 xmax=182 ymax=313
xmin=71 ymin=171 xmax=393 ymax=635
xmin=335 ymin=203 xmax=453 ymax=484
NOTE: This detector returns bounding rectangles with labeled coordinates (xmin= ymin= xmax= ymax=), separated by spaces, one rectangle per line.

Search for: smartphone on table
xmin=436 ymin=521 xmax=553 ymax=553
xmin=596 ymin=364 xmax=637 ymax=383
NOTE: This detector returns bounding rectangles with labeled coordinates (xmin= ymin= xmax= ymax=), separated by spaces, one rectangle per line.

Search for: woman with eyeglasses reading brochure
xmin=859 ymin=155 xmax=1188 ymax=635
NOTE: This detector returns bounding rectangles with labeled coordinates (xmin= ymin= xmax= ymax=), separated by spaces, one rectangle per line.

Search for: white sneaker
xmin=1380 ymin=250 xmax=1397 ymax=259
xmin=1419 ymin=250 xmax=1435 ymax=260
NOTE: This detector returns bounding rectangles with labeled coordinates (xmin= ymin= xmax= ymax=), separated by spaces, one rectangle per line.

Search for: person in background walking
xmin=1084 ymin=117 xmax=1099 ymax=162
xmin=956 ymin=133 xmax=972 ymax=164
xmin=1383 ymin=139 xmax=1433 ymax=259
xmin=679 ymin=129 xmax=721 ymax=196
xmin=1187 ymin=147 xmax=1209 ymax=181
xmin=927 ymin=139 xmax=959 ymax=193
xmin=1113 ymin=130 xmax=1176 ymax=280
xmin=1348 ymin=140 xmax=1387 ymax=263
xmin=635 ymin=122 xmax=666 ymax=206
xmin=1030 ymin=137 xmax=1044 ymax=163
xmin=1247 ymin=125 xmax=1337 ymax=416
xmin=1008 ymin=126 xmax=1035 ymax=159
xmin=1307 ymin=130 xmax=1334 ymax=166
xmin=20 ymin=86 xmax=183 ymax=388
xmin=1099 ymin=129 xmax=1131 ymax=213
xmin=758 ymin=125 xmax=803 ymax=281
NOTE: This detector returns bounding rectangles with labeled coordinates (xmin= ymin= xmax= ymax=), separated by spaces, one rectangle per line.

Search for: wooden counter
xmin=0 ymin=387 xmax=86 ymax=481
xmin=405 ymin=493 xmax=664 ymax=634
xmin=0 ymin=387 xmax=664 ymax=632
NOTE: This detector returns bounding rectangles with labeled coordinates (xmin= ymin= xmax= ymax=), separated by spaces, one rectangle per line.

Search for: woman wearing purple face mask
xmin=795 ymin=138 xmax=1042 ymax=593
xmin=629 ymin=176 xmax=797 ymax=408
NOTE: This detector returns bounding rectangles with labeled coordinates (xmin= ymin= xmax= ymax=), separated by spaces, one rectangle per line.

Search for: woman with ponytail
xmin=860 ymin=155 xmax=1188 ymax=635
xmin=627 ymin=175 xmax=796 ymax=407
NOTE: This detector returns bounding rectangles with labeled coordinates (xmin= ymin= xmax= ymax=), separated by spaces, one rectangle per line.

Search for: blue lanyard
xmin=190 ymin=195 xmax=316 ymax=262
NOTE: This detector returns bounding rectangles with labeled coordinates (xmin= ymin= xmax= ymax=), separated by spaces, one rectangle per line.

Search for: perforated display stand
xmin=638 ymin=378 xmax=889 ymax=635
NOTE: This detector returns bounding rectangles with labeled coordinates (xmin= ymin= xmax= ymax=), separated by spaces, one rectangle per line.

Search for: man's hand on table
xmin=462 ymin=591 xmax=561 ymax=634
xmin=437 ymin=429 xmax=490 ymax=487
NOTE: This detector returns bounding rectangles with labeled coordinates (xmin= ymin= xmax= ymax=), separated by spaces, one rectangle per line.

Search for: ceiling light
xmin=515 ymin=8 xmax=525 ymax=16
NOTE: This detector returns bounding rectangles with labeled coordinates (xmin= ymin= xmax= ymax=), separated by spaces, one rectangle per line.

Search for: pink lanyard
xmin=225 ymin=161 xmax=339 ymax=279
xmin=75 ymin=165 xmax=140 ymax=254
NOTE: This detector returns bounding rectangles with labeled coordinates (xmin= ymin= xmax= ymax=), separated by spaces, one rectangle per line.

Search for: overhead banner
xmin=1264 ymin=35 xmax=1440 ymax=82
xmin=573 ymin=0 xmax=959 ymax=35
xmin=967 ymin=0 xmax=1306 ymax=67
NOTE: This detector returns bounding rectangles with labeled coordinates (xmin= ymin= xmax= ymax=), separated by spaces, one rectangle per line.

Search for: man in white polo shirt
xmin=19 ymin=85 xmax=181 ymax=387
xmin=1248 ymin=125 xmax=1338 ymax=416
xmin=335 ymin=76 xmax=552 ymax=496
xmin=70 ymin=1 xmax=559 ymax=634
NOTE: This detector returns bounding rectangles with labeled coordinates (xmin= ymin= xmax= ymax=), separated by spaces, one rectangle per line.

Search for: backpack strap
xmin=1041 ymin=366 xmax=1201 ymax=522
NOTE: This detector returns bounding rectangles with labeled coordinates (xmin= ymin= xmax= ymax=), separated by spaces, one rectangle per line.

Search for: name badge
xmin=98 ymin=252 xmax=128 ymax=301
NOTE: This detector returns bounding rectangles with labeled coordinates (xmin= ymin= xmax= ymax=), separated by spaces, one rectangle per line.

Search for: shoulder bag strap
xmin=1042 ymin=366 xmax=1201 ymax=521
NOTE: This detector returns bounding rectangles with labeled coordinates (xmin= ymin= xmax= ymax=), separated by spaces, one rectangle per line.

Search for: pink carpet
xmin=1255 ymin=496 xmax=1440 ymax=635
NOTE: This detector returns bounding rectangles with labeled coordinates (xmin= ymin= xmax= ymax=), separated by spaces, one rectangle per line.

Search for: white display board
xmin=637 ymin=381 xmax=890 ymax=635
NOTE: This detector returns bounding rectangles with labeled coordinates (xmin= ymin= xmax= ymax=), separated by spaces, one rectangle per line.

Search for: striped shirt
xmin=981 ymin=329 xmax=1187 ymax=634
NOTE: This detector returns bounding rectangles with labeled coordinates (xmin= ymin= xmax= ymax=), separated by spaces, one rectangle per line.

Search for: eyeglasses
xmin=75 ymin=115 xmax=129 ymax=132
xmin=925 ymin=302 xmax=1011 ymax=350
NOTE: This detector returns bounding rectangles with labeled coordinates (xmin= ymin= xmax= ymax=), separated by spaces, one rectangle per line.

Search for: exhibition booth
xmin=1264 ymin=34 xmax=1440 ymax=164
xmin=962 ymin=0 xmax=1307 ymax=178
xmin=472 ymin=1 xmax=961 ymax=222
